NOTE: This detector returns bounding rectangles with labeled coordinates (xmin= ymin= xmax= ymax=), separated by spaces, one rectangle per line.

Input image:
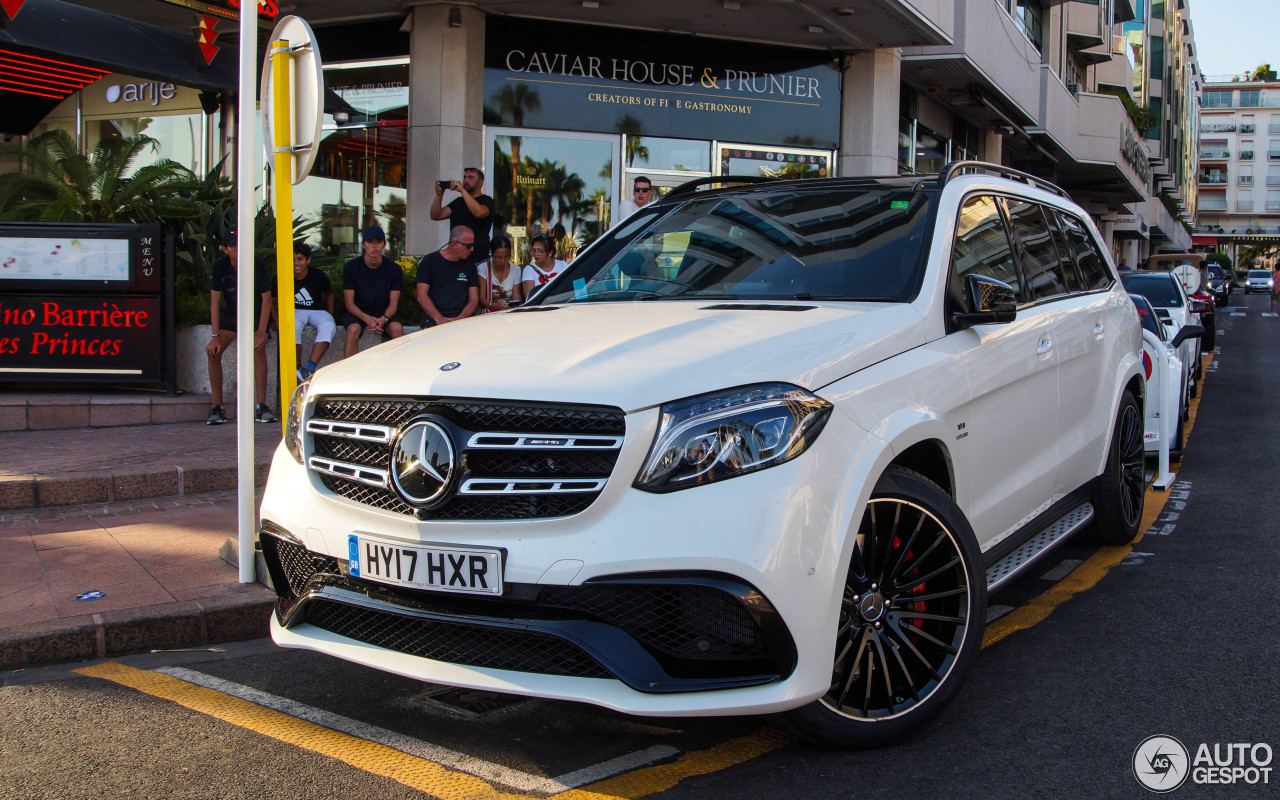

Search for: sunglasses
xmin=635 ymin=187 xmax=653 ymax=193
xmin=451 ymin=240 xmax=475 ymax=249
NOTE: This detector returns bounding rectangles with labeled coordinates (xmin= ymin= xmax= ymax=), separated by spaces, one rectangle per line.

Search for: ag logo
xmin=1134 ymin=735 xmax=1190 ymax=792
xmin=390 ymin=419 xmax=455 ymax=507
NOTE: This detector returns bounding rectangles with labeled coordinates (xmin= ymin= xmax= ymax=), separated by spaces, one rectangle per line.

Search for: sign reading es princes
xmin=484 ymin=18 xmax=840 ymax=149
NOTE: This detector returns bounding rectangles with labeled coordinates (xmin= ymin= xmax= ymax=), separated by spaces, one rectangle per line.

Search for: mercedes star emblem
xmin=440 ymin=362 xmax=461 ymax=371
xmin=390 ymin=419 xmax=455 ymax=506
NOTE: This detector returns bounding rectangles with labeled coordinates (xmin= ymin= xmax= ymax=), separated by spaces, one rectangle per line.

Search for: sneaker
xmin=254 ymin=403 xmax=277 ymax=423
xmin=206 ymin=405 xmax=227 ymax=425
xmin=297 ymin=364 xmax=314 ymax=381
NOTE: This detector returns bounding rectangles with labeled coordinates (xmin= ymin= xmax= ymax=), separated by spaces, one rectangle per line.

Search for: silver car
xmin=1245 ymin=269 xmax=1274 ymax=294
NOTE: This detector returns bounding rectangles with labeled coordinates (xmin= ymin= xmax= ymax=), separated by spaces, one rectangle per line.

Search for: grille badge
xmin=390 ymin=419 xmax=456 ymax=506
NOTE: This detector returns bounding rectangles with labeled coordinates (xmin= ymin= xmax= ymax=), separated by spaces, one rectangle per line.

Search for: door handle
xmin=1036 ymin=338 xmax=1054 ymax=357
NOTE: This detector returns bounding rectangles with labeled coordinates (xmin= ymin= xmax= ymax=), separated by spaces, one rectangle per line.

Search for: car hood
xmin=309 ymin=302 xmax=926 ymax=411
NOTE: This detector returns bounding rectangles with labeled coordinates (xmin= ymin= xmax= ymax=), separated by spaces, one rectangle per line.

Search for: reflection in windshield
xmin=533 ymin=189 xmax=935 ymax=304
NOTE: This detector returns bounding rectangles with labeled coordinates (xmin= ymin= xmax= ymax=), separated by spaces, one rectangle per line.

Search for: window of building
xmin=1267 ymin=190 xmax=1280 ymax=211
xmin=1240 ymin=90 xmax=1262 ymax=108
xmin=1149 ymin=38 xmax=1165 ymax=79
xmin=1240 ymin=164 xmax=1254 ymax=185
xmin=1007 ymin=0 xmax=1044 ymax=52
xmin=1202 ymin=91 xmax=1231 ymax=109
xmin=951 ymin=195 xmax=1020 ymax=299
xmin=1242 ymin=115 xmax=1256 ymax=134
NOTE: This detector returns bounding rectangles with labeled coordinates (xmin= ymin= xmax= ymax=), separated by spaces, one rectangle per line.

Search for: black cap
xmin=361 ymin=225 xmax=386 ymax=242
xmin=221 ymin=230 xmax=238 ymax=247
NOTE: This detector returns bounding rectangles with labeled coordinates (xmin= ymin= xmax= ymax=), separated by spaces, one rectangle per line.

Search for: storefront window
xmin=490 ymin=131 xmax=616 ymax=262
xmin=294 ymin=61 xmax=408 ymax=258
xmin=898 ymin=117 xmax=916 ymax=174
xmin=913 ymin=125 xmax=948 ymax=175
xmin=85 ymin=114 xmax=206 ymax=174
xmin=718 ymin=144 xmax=829 ymax=179
xmin=623 ymin=137 xmax=711 ymax=173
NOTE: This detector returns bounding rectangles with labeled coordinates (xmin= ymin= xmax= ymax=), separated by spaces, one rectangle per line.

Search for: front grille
xmin=265 ymin=534 xmax=342 ymax=596
xmin=307 ymin=397 xmax=625 ymax=520
xmin=304 ymin=599 xmax=612 ymax=679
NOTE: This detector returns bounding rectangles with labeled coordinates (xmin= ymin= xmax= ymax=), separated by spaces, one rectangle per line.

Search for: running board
xmin=985 ymin=502 xmax=1094 ymax=593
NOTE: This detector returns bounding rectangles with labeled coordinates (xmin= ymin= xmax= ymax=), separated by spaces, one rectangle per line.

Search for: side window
xmin=951 ymin=195 xmax=1021 ymax=303
xmin=1003 ymin=198 xmax=1067 ymax=301
xmin=1046 ymin=210 xmax=1083 ymax=292
xmin=1057 ymin=212 xmax=1111 ymax=290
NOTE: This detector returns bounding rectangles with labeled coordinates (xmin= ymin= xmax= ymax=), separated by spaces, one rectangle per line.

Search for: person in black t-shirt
xmin=288 ymin=243 xmax=335 ymax=379
xmin=205 ymin=230 xmax=275 ymax=425
xmin=416 ymin=226 xmax=479 ymax=327
xmin=341 ymin=225 xmax=405 ymax=357
xmin=430 ymin=166 xmax=496 ymax=266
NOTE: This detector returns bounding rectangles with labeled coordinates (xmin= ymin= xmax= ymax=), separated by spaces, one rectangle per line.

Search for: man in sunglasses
xmin=415 ymin=225 xmax=479 ymax=328
xmin=614 ymin=176 xmax=656 ymax=225
xmin=430 ymin=167 xmax=496 ymax=268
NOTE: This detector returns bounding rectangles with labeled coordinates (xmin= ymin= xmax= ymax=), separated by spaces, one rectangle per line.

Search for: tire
xmin=1084 ymin=391 xmax=1144 ymax=545
xmin=1202 ymin=322 xmax=1216 ymax=353
xmin=777 ymin=466 xmax=987 ymax=748
xmin=1169 ymin=406 xmax=1185 ymax=463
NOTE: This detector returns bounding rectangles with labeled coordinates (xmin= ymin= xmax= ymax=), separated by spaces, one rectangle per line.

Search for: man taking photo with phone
xmin=430 ymin=167 xmax=495 ymax=271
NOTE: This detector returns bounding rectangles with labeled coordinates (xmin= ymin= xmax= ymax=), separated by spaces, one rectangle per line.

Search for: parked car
xmin=1245 ymin=269 xmax=1274 ymax=293
xmin=1122 ymin=271 xmax=1204 ymax=389
xmin=1206 ymin=265 xmax=1231 ymax=307
xmin=260 ymin=162 xmax=1144 ymax=749
xmin=1129 ymin=294 xmax=1200 ymax=461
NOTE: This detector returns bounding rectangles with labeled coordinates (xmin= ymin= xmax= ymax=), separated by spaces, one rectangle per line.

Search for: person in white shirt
xmin=477 ymin=236 xmax=523 ymax=312
xmin=614 ymin=176 xmax=655 ymax=224
xmin=521 ymin=233 xmax=569 ymax=300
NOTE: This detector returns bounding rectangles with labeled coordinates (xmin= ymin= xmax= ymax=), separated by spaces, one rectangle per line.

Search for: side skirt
xmin=983 ymin=484 xmax=1096 ymax=593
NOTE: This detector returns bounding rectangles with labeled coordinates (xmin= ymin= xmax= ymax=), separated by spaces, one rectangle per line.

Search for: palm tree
xmin=492 ymin=84 xmax=542 ymax=206
xmin=616 ymin=115 xmax=649 ymax=167
xmin=0 ymin=129 xmax=199 ymax=223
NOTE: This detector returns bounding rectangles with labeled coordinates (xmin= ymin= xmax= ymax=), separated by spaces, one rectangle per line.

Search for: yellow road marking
xmin=73 ymin=661 xmax=790 ymax=800
xmin=983 ymin=353 xmax=1211 ymax=647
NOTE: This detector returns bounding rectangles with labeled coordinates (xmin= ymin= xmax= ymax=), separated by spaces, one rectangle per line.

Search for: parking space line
xmin=73 ymin=661 xmax=791 ymax=799
xmin=981 ymin=354 xmax=1210 ymax=648
xmin=157 ymin=667 xmax=677 ymax=794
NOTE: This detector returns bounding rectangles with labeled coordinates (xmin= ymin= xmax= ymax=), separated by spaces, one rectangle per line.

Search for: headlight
xmin=284 ymin=379 xmax=309 ymax=464
xmin=634 ymin=383 xmax=832 ymax=493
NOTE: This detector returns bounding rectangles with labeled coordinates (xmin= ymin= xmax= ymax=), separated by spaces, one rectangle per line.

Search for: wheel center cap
xmin=858 ymin=593 xmax=886 ymax=622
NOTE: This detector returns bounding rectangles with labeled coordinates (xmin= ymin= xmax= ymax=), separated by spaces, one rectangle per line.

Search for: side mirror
xmin=1188 ymin=299 xmax=1212 ymax=314
xmin=954 ymin=275 xmax=1017 ymax=329
xmin=1171 ymin=324 xmax=1204 ymax=349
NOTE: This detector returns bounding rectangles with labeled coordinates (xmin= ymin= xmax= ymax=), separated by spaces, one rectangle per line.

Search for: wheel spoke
xmin=885 ymin=512 xmax=925 ymax=590
xmin=897 ymin=586 xmax=967 ymax=604
xmin=883 ymin=633 xmax=921 ymax=702
xmin=895 ymin=555 xmax=962 ymax=593
xmin=860 ymin=646 xmax=875 ymax=717
xmin=896 ymin=610 xmax=966 ymax=625
xmin=871 ymin=633 xmax=896 ymax=714
xmin=835 ymin=629 xmax=870 ymax=708
xmin=893 ymin=618 xmax=959 ymax=656
xmin=890 ymin=528 xmax=946 ymax=586
xmin=884 ymin=620 xmax=943 ymax=681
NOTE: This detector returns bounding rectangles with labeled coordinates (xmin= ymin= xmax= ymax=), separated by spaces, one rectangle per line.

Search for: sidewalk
xmin=1 ymin=418 xmax=284 ymax=670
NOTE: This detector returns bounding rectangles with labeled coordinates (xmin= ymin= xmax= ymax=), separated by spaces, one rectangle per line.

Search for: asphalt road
xmin=3 ymin=292 xmax=1277 ymax=800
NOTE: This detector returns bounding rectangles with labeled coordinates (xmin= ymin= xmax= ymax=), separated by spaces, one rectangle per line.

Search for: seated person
xmin=341 ymin=225 xmax=405 ymax=357
xmin=416 ymin=225 xmax=479 ymax=327
xmin=205 ymin=230 xmax=275 ymax=425
xmin=521 ymin=233 xmax=569 ymax=300
xmin=477 ymin=235 xmax=522 ymax=312
xmin=289 ymin=242 xmax=335 ymax=379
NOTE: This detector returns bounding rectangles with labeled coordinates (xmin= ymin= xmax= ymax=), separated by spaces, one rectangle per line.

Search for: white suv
xmin=261 ymin=163 xmax=1145 ymax=748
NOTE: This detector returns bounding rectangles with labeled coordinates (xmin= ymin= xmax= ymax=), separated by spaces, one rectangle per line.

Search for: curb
xmin=0 ymin=458 xmax=272 ymax=512
xmin=0 ymin=589 xmax=276 ymax=670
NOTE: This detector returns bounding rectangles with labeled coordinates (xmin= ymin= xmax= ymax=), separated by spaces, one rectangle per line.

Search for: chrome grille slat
xmin=309 ymin=456 xmax=390 ymax=489
xmin=306 ymin=396 xmax=625 ymax=520
xmin=460 ymin=478 xmax=609 ymax=495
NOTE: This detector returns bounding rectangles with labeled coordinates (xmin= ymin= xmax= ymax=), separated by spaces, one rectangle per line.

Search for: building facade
xmin=3 ymin=0 xmax=1201 ymax=266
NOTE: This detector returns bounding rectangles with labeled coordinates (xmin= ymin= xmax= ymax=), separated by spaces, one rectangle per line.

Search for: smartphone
xmin=437 ymin=180 xmax=451 ymax=191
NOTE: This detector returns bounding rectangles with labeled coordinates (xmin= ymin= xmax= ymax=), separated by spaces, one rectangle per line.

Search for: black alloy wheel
xmin=1085 ymin=391 xmax=1144 ymax=545
xmin=779 ymin=467 xmax=985 ymax=748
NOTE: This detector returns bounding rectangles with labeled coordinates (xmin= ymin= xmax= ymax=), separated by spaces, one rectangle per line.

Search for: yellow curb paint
xmin=73 ymin=662 xmax=521 ymax=800
xmin=982 ymin=353 xmax=1211 ymax=648
xmin=549 ymin=728 xmax=793 ymax=800
xmin=73 ymin=661 xmax=791 ymax=800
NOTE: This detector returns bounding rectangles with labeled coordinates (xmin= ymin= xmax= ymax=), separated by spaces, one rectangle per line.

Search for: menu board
xmin=0 ymin=236 xmax=131 ymax=282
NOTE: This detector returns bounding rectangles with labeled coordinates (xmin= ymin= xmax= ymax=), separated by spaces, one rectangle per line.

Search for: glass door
xmin=486 ymin=128 xmax=620 ymax=263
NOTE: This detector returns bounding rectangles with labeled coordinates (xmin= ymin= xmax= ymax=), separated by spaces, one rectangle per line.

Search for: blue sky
xmin=1191 ymin=0 xmax=1280 ymax=78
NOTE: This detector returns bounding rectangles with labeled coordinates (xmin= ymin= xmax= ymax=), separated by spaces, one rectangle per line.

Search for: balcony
xmin=1200 ymin=150 xmax=1230 ymax=160
xmin=1267 ymin=176 xmax=1280 ymax=185
xmin=1065 ymin=1 xmax=1106 ymax=51
xmin=1242 ymin=124 xmax=1257 ymax=133
xmin=1201 ymin=123 xmax=1237 ymax=133
xmin=1240 ymin=151 xmax=1255 ymax=160
xmin=1269 ymin=150 xmax=1280 ymax=160
xmin=1238 ymin=201 xmax=1255 ymax=211
xmin=1199 ymin=175 xmax=1228 ymax=185
xmin=1269 ymin=124 xmax=1280 ymax=134
xmin=1266 ymin=201 xmax=1280 ymax=211
xmin=1240 ymin=175 xmax=1254 ymax=185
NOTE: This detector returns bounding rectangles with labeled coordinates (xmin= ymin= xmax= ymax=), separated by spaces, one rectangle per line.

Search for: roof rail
xmin=661 ymin=175 xmax=777 ymax=203
xmin=939 ymin=160 xmax=1070 ymax=199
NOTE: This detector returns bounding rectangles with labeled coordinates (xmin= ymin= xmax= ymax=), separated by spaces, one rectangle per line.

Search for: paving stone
xmin=26 ymin=404 xmax=90 ymax=430
xmin=0 ymin=477 xmax=36 ymax=511
xmin=0 ymin=406 xmax=27 ymax=431
xmin=90 ymin=403 xmax=151 ymax=427
xmin=34 ymin=474 xmax=111 ymax=507
xmin=112 ymin=467 xmax=180 ymax=502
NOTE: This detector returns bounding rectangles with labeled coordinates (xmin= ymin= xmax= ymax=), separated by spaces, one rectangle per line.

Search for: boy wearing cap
xmin=341 ymin=225 xmax=405 ymax=357
xmin=205 ymin=231 xmax=276 ymax=424
xmin=289 ymin=242 xmax=335 ymax=379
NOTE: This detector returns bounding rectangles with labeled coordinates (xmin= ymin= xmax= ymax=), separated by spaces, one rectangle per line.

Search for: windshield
xmin=1121 ymin=274 xmax=1183 ymax=307
xmin=530 ymin=188 xmax=935 ymax=305
xmin=1249 ymin=270 xmax=1272 ymax=278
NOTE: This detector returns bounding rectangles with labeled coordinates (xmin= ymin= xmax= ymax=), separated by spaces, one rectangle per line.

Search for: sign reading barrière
xmin=0 ymin=222 xmax=164 ymax=383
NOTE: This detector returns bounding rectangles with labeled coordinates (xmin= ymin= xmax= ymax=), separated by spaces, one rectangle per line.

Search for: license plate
xmin=348 ymin=535 xmax=503 ymax=596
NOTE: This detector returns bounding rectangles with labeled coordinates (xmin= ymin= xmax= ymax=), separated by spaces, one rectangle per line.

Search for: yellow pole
xmin=271 ymin=37 xmax=296 ymax=429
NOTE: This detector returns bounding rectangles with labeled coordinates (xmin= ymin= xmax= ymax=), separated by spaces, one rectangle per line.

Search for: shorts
xmin=294 ymin=309 xmax=336 ymax=344
xmin=217 ymin=311 xmax=262 ymax=334
xmin=341 ymin=311 xmax=397 ymax=338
